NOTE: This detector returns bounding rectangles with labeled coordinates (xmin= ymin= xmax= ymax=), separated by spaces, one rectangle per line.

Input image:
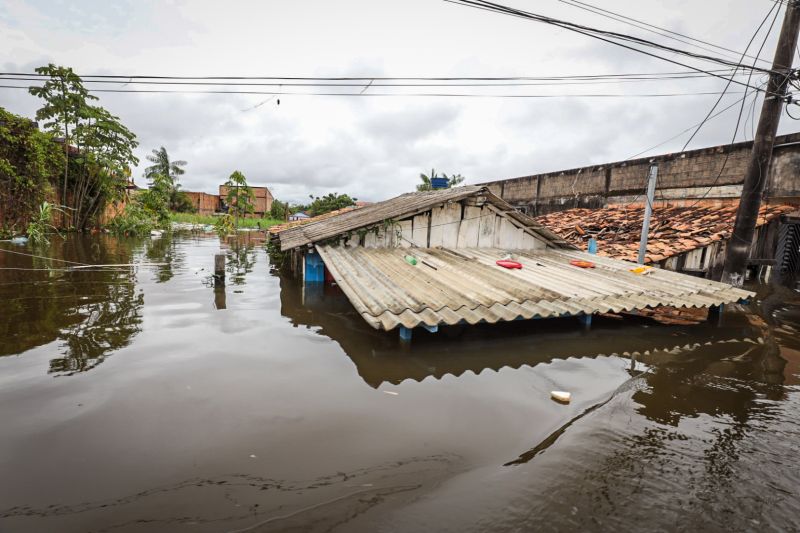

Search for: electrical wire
xmin=679 ymin=1 xmax=781 ymax=152
xmin=445 ymin=0 xmax=780 ymax=86
xmin=554 ymin=0 xmax=774 ymax=67
xmin=0 ymin=73 xmax=754 ymax=88
xmin=615 ymin=0 xmax=781 ymax=220
xmin=0 ymin=84 xmax=754 ymax=99
xmin=624 ymin=92 xmax=757 ymax=161
xmin=677 ymin=0 xmax=783 ymax=212
xmin=0 ymin=68 xmax=746 ymax=82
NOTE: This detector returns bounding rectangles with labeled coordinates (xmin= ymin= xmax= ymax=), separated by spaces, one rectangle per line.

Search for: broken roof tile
xmin=534 ymin=202 xmax=796 ymax=264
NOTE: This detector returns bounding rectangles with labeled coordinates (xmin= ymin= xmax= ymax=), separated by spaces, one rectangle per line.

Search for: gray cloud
xmin=1 ymin=0 xmax=798 ymax=205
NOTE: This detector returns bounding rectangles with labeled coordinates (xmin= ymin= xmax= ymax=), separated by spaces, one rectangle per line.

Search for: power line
xmin=445 ymin=0 xmax=781 ymax=93
xmin=554 ymin=0 xmax=774 ymax=67
xmin=679 ymin=1 xmax=785 ymax=211
xmin=679 ymin=0 xmax=781 ymax=152
xmin=624 ymin=92 xmax=759 ymax=160
xmin=0 ymin=84 xmax=753 ymax=99
xmin=0 ymin=68 xmax=744 ymax=82
xmin=0 ymin=73 xmax=754 ymax=88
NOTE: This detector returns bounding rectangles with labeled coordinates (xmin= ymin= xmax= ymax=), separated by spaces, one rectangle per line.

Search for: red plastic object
xmin=496 ymin=260 xmax=523 ymax=269
xmin=570 ymin=259 xmax=596 ymax=268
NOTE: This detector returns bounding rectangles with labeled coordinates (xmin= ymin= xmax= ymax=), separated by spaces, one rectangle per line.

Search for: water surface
xmin=1 ymin=233 xmax=798 ymax=532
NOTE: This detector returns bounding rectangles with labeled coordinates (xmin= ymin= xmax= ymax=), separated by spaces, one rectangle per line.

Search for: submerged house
xmin=273 ymin=186 xmax=751 ymax=339
xmin=534 ymin=203 xmax=798 ymax=281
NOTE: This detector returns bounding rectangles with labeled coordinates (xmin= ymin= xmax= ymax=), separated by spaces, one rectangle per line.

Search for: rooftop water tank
xmin=431 ymin=177 xmax=449 ymax=189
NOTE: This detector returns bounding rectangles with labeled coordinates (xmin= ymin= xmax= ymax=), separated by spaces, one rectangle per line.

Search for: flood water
xmin=1 ymin=233 xmax=799 ymax=532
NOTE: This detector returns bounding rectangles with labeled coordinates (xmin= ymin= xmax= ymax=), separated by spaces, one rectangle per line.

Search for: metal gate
xmin=773 ymin=215 xmax=800 ymax=286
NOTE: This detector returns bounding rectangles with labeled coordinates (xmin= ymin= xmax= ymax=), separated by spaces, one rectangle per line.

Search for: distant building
xmin=219 ymin=185 xmax=273 ymax=218
xmin=288 ymin=212 xmax=310 ymax=221
xmin=182 ymin=184 xmax=274 ymax=217
xmin=184 ymin=191 xmax=220 ymax=216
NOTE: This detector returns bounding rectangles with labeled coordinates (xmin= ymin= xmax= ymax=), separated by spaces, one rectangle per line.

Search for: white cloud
xmin=1 ymin=0 xmax=797 ymax=203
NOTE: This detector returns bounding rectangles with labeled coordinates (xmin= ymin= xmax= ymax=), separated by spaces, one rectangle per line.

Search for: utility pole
xmin=722 ymin=0 xmax=800 ymax=286
xmin=638 ymin=164 xmax=658 ymax=264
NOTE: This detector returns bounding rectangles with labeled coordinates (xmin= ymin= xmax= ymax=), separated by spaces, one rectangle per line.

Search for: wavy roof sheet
xmin=277 ymin=186 xmax=571 ymax=251
xmin=316 ymin=245 xmax=752 ymax=331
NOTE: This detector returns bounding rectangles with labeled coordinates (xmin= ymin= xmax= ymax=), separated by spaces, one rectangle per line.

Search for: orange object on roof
xmin=570 ymin=259 xmax=595 ymax=268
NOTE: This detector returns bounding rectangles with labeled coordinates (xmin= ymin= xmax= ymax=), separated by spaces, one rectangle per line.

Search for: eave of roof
xmin=317 ymin=245 xmax=752 ymax=331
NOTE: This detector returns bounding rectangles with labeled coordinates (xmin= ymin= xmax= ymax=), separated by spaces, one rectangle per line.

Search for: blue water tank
xmin=431 ymin=177 xmax=449 ymax=189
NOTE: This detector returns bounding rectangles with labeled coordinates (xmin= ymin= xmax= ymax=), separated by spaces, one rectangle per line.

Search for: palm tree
xmin=416 ymin=168 xmax=465 ymax=191
xmin=144 ymin=146 xmax=186 ymax=190
xmin=144 ymin=146 xmax=188 ymax=211
xmin=417 ymin=168 xmax=437 ymax=192
xmin=442 ymin=172 xmax=465 ymax=187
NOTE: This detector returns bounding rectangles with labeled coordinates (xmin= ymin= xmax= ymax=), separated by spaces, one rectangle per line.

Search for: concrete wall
xmin=480 ymin=133 xmax=800 ymax=215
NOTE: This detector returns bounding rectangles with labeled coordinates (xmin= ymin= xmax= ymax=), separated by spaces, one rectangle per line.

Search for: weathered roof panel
xmin=317 ymin=245 xmax=752 ymax=331
xmin=277 ymin=186 xmax=571 ymax=251
xmin=534 ymin=203 xmax=797 ymax=263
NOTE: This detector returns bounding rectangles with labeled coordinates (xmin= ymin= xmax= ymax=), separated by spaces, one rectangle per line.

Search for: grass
xmin=170 ymin=212 xmax=283 ymax=229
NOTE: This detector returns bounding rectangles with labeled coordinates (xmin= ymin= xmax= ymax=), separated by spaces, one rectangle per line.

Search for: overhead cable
xmin=444 ymin=0 xmax=780 ymax=94
xmin=0 ymin=84 xmax=757 ymax=99
xmin=555 ymin=0 xmax=774 ymax=67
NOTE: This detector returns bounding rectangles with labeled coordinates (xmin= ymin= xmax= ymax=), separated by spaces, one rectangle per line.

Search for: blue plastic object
xmin=430 ymin=177 xmax=449 ymax=189
xmin=304 ymin=251 xmax=325 ymax=283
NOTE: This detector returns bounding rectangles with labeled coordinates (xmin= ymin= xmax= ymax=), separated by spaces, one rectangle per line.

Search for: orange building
xmin=183 ymin=185 xmax=273 ymax=217
xmin=219 ymin=185 xmax=273 ymax=217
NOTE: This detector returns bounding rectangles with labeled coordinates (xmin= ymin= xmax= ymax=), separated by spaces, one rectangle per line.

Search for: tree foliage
xmin=0 ymin=106 xmax=65 ymax=236
xmin=269 ymin=199 xmax=289 ymax=221
xmin=304 ymin=193 xmax=357 ymax=217
xmin=28 ymin=64 xmax=139 ymax=228
xmin=144 ymin=146 xmax=192 ymax=212
xmin=416 ymin=168 xmax=465 ymax=191
xmin=224 ymin=170 xmax=255 ymax=225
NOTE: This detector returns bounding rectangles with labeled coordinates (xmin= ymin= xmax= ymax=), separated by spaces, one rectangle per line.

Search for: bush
xmin=26 ymin=201 xmax=60 ymax=245
xmin=107 ymin=201 xmax=157 ymax=237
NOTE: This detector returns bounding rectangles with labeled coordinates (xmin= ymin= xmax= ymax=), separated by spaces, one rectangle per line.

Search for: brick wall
xmin=481 ymin=132 xmax=800 ymax=215
xmin=218 ymin=185 xmax=273 ymax=216
xmin=184 ymin=192 xmax=219 ymax=215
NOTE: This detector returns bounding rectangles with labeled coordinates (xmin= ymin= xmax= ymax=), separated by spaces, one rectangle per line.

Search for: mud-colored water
xmin=1 ymin=233 xmax=798 ymax=532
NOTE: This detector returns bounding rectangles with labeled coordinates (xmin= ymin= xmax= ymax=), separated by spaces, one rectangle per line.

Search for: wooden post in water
xmin=214 ymin=253 xmax=225 ymax=283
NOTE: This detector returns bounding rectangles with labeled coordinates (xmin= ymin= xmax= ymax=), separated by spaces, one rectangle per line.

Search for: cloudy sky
xmin=1 ymin=0 xmax=798 ymax=203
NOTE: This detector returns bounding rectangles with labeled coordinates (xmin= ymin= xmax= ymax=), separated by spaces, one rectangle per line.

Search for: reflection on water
xmin=0 ymin=233 xmax=798 ymax=532
xmin=224 ymin=240 xmax=257 ymax=285
xmin=0 ymin=235 xmax=144 ymax=375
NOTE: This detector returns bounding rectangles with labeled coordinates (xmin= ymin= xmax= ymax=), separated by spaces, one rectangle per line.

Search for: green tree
xmin=306 ymin=193 xmax=356 ymax=217
xmin=140 ymin=173 xmax=172 ymax=225
xmin=72 ymin=105 xmax=139 ymax=227
xmin=144 ymin=146 xmax=191 ymax=212
xmin=28 ymin=64 xmax=97 ymax=225
xmin=416 ymin=168 xmax=465 ymax=191
xmin=224 ymin=170 xmax=255 ymax=228
xmin=270 ymin=199 xmax=288 ymax=221
xmin=0 ymin=107 xmax=65 ymax=236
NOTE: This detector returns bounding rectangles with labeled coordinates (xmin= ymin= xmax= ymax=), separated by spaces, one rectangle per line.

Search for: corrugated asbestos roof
xmin=277 ymin=186 xmax=572 ymax=251
xmin=317 ymin=245 xmax=752 ymax=331
xmin=534 ymin=203 xmax=796 ymax=263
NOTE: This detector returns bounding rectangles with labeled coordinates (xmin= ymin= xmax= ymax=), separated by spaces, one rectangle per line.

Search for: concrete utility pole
xmin=722 ymin=0 xmax=800 ymax=286
xmin=638 ymin=164 xmax=658 ymax=264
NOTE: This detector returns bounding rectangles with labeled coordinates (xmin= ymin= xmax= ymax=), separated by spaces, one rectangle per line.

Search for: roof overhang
xmin=316 ymin=245 xmax=752 ymax=331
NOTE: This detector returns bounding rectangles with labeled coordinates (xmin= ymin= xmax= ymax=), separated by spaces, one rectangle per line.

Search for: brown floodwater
xmin=0 ymin=233 xmax=798 ymax=532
